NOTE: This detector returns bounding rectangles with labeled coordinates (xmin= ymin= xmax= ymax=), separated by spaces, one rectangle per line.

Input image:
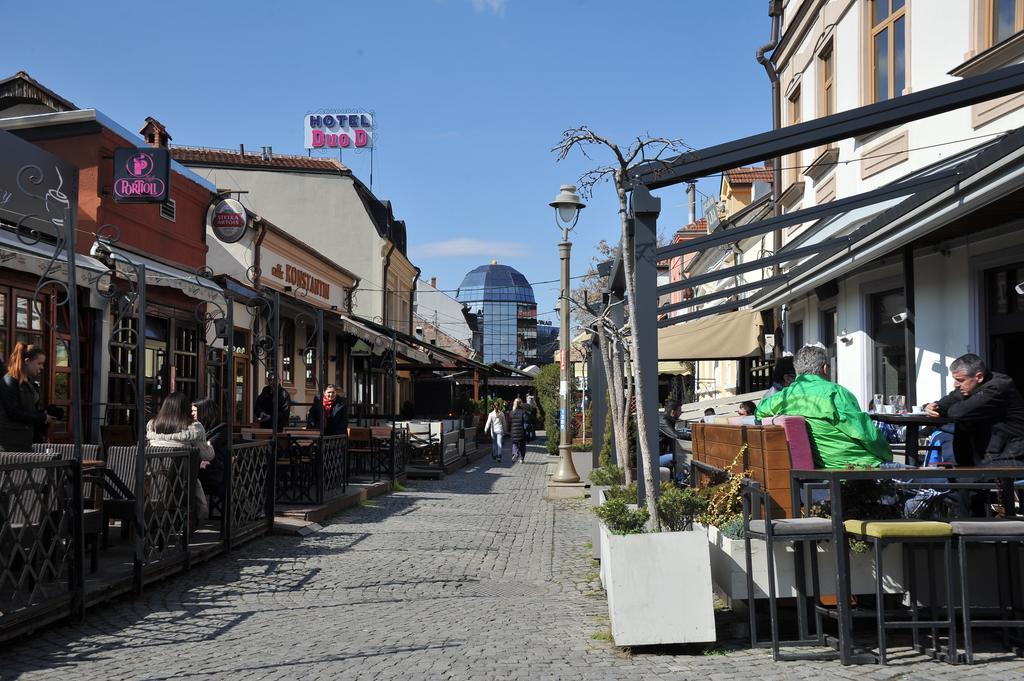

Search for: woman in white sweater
xmin=484 ymin=402 xmax=507 ymax=464
xmin=146 ymin=392 xmax=215 ymax=521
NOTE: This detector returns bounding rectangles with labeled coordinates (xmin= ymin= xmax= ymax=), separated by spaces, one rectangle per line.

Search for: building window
xmin=819 ymin=41 xmax=836 ymax=117
xmin=281 ymin=318 xmax=295 ymax=384
xmin=870 ymin=289 xmax=907 ymax=399
xmin=786 ymin=87 xmax=802 ymax=187
xmin=789 ymin=320 xmax=804 ymax=353
xmin=820 ymin=307 xmax=838 ymax=376
xmin=304 ymin=325 xmax=317 ymax=390
xmin=869 ymin=0 xmax=906 ymax=102
xmin=986 ymin=0 xmax=1024 ymax=46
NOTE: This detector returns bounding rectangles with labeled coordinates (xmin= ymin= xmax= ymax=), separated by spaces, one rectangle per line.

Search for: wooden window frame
xmin=787 ymin=86 xmax=802 ymax=188
xmin=819 ymin=40 xmax=836 ymax=118
xmin=985 ymin=0 xmax=1024 ymax=48
xmin=868 ymin=0 xmax=908 ymax=103
xmin=280 ymin=318 xmax=295 ymax=385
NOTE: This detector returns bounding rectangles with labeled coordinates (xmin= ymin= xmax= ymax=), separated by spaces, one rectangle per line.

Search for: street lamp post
xmin=550 ymin=184 xmax=585 ymax=484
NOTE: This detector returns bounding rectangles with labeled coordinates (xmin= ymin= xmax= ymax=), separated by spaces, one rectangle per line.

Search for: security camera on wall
xmin=891 ymin=311 xmax=909 ymax=324
xmin=1016 ymin=281 xmax=1024 ymax=295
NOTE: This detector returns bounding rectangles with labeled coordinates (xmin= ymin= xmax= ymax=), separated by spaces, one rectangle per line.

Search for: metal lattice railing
xmin=142 ymin=448 xmax=190 ymax=564
xmin=320 ymin=435 xmax=347 ymax=501
xmin=0 ymin=457 xmax=78 ymax=636
xmin=230 ymin=441 xmax=271 ymax=544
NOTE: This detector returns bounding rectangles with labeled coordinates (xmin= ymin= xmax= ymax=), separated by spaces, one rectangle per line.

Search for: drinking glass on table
xmin=896 ymin=395 xmax=906 ymax=414
xmin=872 ymin=393 xmax=884 ymax=412
xmin=888 ymin=395 xmax=899 ymax=414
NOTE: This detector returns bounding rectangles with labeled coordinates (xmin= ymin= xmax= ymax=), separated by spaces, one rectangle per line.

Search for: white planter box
xmin=600 ymin=523 xmax=717 ymax=646
xmin=590 ymin=485 xmax=610 ymax=561
xmin=707 ymin=524 xmax=905 ymax=601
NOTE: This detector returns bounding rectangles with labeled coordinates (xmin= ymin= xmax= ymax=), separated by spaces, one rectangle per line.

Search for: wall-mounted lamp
xmin=891 ymin=311 xmax=910 ymax=324
xmin=284 ymin=285 xmax=292 ymax=292
xmin=331 ymin=305 xmax=338 ymax=310
xmin=1015 ymin=281 xmax=1024 ymax=295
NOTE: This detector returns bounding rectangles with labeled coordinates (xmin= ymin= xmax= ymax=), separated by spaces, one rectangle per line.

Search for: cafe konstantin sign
xmin=112 ymin=147 xmax=169 ymax=203
xmin=304 ymin=112 xmax=373 ymax=150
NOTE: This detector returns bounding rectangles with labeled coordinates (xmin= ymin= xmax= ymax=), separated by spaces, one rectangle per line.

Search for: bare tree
xmin=554 ymin=127 xmax=690 ymax=531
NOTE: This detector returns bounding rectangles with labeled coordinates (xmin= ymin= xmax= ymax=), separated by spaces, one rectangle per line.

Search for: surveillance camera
xmin=1016 ymin=281 xmax=1024 ymax=295
xmin=891 ymin=311 xmax=908 ymax=324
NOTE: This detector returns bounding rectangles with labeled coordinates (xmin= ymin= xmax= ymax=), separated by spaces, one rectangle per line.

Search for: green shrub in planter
xmin=589 ymin=465 xmax=625 ymax=487
xmin=656 ymin=486 xmax=709 ymax=532
xmin=593 ymin=496 xmax=649 ymax=535
xmin=602 ymin=483 xmax=637 ymax=504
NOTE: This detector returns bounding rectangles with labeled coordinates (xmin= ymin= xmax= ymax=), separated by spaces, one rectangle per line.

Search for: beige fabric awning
xmin=658 ymin=309 xmax=763 ymax=360
xmin=657 ymin=361 xmax=694 ymax=376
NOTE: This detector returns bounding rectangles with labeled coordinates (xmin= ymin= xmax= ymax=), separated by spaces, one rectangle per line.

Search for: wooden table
xmin=869 ymin=413 xmax=953 ymax=465
xmin=790 ymin=466 xmax=1023 ymax=665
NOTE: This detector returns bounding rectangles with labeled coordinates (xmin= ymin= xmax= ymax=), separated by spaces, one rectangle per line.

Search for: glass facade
xmin=457 ymin=263 xmax=537 ymax=367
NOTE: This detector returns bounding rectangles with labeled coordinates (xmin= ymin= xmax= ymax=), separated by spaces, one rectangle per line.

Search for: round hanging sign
xmin=207 ymin=198 xmax=249 ymax=243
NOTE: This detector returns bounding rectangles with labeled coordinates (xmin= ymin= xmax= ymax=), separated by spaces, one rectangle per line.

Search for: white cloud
xmin=471 ymin=0 xmax=508 ymax=16
xmin=415 ymin=238 xmax=528 ymax=258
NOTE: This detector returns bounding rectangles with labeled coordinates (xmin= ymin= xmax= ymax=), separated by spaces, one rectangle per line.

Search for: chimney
xmin=686 ymin=182 xmax=696 ymax=225
xmin=240 ymin=143 xmax=245 ymax=156
xmin=430 ymin=277 xmax=437 ymax=288
xmin=261 ymin=146 xmax=273 ymax=161
xmin=139 ymin=116 xmax=171 ymax=148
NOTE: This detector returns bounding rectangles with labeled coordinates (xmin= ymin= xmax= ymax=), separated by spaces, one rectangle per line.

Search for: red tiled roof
xmin=725 ymin=166 xmax=773 ymax=184
xmin=673 ymin=219 xmax=707 ymax=241
xmin=171 ymin=145 xmax=350 ymax=173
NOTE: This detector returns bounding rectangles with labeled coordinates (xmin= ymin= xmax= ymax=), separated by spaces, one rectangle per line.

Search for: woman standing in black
xmin=508 ymin=398 xmax=528 ymax=464
xmin=0 ymin=342 xmax=56 ymax=451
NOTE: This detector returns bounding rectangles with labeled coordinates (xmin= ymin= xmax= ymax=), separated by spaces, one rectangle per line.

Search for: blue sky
xmin=3 ymin=0 xmax=772 ymax=328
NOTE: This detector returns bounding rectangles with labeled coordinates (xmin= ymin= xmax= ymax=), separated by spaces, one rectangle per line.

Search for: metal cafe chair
xmin=741 ymin=478 xmax=833 ymax=661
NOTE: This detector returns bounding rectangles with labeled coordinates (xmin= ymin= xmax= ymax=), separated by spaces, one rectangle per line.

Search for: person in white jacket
xmin=484 ymin=402 xmax=507 ymax=463
xmin=146 ymin=391 xmax=215 ymax=522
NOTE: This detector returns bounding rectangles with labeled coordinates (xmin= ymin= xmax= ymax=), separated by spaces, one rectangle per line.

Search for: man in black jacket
xmin=255 ymin=376 xmax=291 ymax=430
xmin=926 ymin=353 xmax=1024 ymax=467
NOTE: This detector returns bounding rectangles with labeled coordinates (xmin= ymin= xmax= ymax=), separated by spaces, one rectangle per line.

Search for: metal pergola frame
xmin=596 ymin=63 xmax=1024 ymax=527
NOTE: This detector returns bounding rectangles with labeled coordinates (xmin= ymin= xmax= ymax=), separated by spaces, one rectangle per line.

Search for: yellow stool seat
xmin=844 ymin=519 xmax=952 ymax=539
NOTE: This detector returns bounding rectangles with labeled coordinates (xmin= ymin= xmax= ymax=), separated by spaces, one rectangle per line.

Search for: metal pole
xmin=903 ymin=244 xmax=917 ymax=407
xmin=317 ymin=308 xmax=326 ymax=436
xmin=268 ymin=291 xmax=280 ymax=523
xmin=223 ymin=296 xmax=234 ymax=547
xmin=133 ymin=264 xmax=147 ymax=595
xmin=630 ymin=186 xmax=662 ymax=506
xmin=63 ymin=205 xmax=84 ymax=461
xmin=391 ymin=329 xmax=397 ymax=482
xmin=553 ymin=229 xmax=579 ymax=483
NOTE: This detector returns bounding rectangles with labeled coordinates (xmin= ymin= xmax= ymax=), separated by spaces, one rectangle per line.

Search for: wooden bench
xmin=691 ymin=416 xmax=815 ymax=519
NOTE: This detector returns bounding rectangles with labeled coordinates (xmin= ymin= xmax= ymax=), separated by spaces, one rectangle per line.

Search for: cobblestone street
xmin=2 ymin=441 xmax=1023 ymax=680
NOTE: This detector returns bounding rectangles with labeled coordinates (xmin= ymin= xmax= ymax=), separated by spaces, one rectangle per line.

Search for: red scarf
xmin=322 ymin=396 xmax=334 ymax=413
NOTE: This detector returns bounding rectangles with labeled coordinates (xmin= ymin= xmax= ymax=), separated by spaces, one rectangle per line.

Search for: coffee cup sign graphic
xmin=112 ymin=148 xmax=170 ymax=203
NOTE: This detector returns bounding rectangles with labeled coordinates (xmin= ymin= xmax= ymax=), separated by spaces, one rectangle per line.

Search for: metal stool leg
xmin=928 ymin=542 xmax=939 ymax=654
xmin=943 ymin=538 xmax=957 ymax=664
xmin=744 ymin=530 xmax=758 ymax=649
xmin=810 ymin=540 xmax=825 ymax=644
xmin=959 ymin=536 xmax=974 ymax=664
xmin=875 ymin=538 xmax=887 ymax=665
xmin=908 ymin=541 xmax=920 ymax=651
xmin=765 ymin=531 xmax=781 ymax=660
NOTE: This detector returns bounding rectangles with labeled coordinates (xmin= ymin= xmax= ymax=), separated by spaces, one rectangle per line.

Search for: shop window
xmin=869 ymin=0 xmax=906 ymax=102
xmin=281 ymin=318 xmax=295 ymax=384
xmin=820 ymin=307 xmax=838 ymax=376
xmin=304 ymin=324 xmax=317 ymax=389
xmin=870 ymin=289 xmax=907 ymax=399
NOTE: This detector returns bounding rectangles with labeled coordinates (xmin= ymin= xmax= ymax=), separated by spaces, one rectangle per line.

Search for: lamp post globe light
xmin=549 ymin=184 xmax=585 ymax=484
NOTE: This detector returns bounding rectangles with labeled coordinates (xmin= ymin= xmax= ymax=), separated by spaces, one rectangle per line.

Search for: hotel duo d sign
xmin=112 ymin=148 xmax=169 ymax=203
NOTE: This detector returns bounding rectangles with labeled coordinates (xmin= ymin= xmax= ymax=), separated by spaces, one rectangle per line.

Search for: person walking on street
xmin=484 ymin=402 xmax=506 ymax=463
xmin=508 ymin=398 xmax=528 ymax=463
xmin=524 ymin=395 xmax=537 ymax=441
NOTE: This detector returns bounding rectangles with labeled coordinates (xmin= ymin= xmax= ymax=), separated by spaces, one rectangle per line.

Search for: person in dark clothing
xmin=658 ymin=399 xmax=682 ymax=454
xmin=763 ymin=355 xmax=796 ymax=399
xmin=737 ymin=401 xmax=757 ymax=417
xmin=926 ymin=353 xmax=1024 ymax=467
xmin=508 ymin=398 xmax=528 ymax=463
xmin=307 ymin=384 xmax=348 ymax=436
xmin=193 ymin=398 xmax=230 ymax=506
xmin=0 ymin=342 xmax=56 ymax=451
xmin=524 ymin=395 xmax=537 ymax=441
xmin=255 ymin=376 xmax=291 ymax=430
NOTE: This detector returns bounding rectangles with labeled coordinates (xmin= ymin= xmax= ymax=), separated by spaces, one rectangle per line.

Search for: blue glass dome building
xmin=456 ymin=261 xmax=537 ymax=367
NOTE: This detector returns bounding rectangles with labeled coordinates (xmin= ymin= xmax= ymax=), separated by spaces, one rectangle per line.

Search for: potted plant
xmin=588 ymin=464 xmax=625 ymax=559
xmin=594 ymin=484 xmax=717 ymax=646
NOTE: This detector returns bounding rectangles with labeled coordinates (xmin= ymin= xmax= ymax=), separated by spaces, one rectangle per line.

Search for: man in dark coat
xmin=255 ymin=376 xmax=291 ymax=430
xmin=524 ymin=395 xmax=537 ymax=441
xmin=307 ymin=384 xmax=348 ymax=436
xmin=926 ymin=353 xmax=1024 ymax=467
